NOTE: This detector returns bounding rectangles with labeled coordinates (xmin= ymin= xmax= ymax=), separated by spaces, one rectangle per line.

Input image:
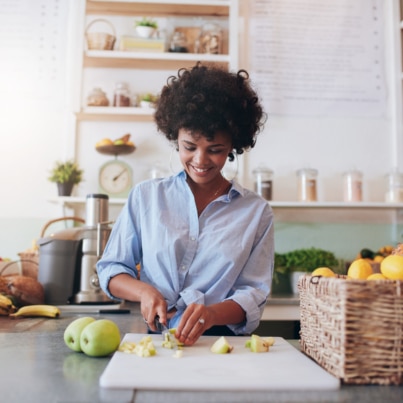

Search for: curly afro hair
xmin=154 ymin=63 xmax=266 ymax=160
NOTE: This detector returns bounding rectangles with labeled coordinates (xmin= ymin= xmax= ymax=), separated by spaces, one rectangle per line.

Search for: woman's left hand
xmin=175 ymin=303 xmax=211 ymax=346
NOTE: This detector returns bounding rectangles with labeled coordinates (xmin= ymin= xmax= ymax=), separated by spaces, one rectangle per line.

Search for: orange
xmin=380 ymin=255 xmax=403 ymax=280
xmin=311 ymin=267 xmax=336 ymax=277
xmin=347 ymin=258 xmax=373 ymax=279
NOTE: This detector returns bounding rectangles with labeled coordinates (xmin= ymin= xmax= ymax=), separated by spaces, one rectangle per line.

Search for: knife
xmin=154 ymin=315 xmax=170 ymax=337
xmin=154 ymin=316 xmax=178 ymax=350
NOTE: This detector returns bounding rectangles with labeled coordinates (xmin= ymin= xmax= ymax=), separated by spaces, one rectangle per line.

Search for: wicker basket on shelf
xmin=18 ymin=216 xmax=85 ymax=279
xmin=298 ymin=274 xmax=403 ymax=385
xmin=85 ymin=19 xmax=116 ymax=50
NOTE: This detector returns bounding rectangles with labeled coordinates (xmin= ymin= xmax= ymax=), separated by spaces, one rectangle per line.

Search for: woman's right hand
xmin=108 ymin=273 xmax=168 ymax=331
xmin=139 ymin=284 xmax=168 ymax=331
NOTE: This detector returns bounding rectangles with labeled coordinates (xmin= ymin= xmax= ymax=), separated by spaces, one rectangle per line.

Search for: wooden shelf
xmin=84 ymin=50 xmax=230 ymax=69
xmin=86 ymin=0 xmax=230 ymax=17
xmin=77 ymin=106 xmax=154 ymax=121
xmin=48 ymin=197 xmax=403 ymax=210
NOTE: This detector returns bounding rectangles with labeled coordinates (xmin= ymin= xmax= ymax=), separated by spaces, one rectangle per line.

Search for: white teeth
xmin=193 ymin=167 xmax=208 ymax=172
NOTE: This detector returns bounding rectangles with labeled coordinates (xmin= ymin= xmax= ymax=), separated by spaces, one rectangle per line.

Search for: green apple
xmin=249 ymin=334 xmax=269 ymax=353
xmin=80 ymin=319 xmax=121 ymax=357
xmin=64 ymin=316 xmax=96 ymax=352
xmin=210 ymin=336 xmax=233 ymax=354
xmin=114 ymin=139 xmax=125 ymax=145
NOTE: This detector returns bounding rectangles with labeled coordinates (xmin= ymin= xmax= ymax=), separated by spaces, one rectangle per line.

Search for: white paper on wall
xmin=0 ymin=0 xmax=69 ymax=102
xmin=248 ymin=0 xmax=386 ymax=118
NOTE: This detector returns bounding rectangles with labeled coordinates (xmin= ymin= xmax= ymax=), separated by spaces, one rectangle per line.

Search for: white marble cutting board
xmin=100 ymin=334 xmax=339 ymax=391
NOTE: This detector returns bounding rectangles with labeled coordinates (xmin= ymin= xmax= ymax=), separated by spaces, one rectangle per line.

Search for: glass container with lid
xmin=113 ymin=82 xmax=131 ymax=107
xmin=297 ymin=168 xmax=318 ymax=202
xmin=343 ymin=169 xmax=363 ymax=202
xmin=87 ymin=87 xmax=109 ymax=107
xmin=252 ymin=165 xmax=273 ymax=200
xmin=385 ymin=169 xmax=403 ymax=203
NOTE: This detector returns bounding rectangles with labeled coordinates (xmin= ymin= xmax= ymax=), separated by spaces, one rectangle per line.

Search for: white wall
xmin=0 ymin=0 xmax=400 ymax=262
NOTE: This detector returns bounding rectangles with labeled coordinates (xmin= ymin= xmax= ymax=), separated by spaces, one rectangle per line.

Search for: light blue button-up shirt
xmin=97 ymin=171 xmax=274 ymax=334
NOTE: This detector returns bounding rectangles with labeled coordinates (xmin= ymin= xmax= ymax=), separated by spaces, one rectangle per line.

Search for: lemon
xmin=380 ymin=255 xmax=403 ymax=280
xmin=367 ymin=273 xmax=387 ymax=280
xmin=311 ymin=267 xmax=336 ymax=277
xmin=373 ymin=255 xmax=384 ymax=263
xmin=347 ymin=258 xmax=373 ymax=279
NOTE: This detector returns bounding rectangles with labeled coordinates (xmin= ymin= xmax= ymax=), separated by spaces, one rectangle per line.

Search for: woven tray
xmin=299 ymin=274 xmax=403 ymax=385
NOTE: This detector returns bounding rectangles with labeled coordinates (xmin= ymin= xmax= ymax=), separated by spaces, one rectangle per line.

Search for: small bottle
xmin=253 ymin=165 xmax=273 ymax=200
xmin=113 ymin=82 xmax=131 ymax=107
xmin=297 ymin=168 xmax=318 ymax=202
xmin=385 ymin=169 xmax=403 ymax=203
xmin=343 ymin=170 xmax=363 ymax=202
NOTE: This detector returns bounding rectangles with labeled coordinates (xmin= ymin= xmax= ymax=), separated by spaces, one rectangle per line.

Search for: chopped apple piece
xmin=210 ymin=336 xmax=233 ymax=354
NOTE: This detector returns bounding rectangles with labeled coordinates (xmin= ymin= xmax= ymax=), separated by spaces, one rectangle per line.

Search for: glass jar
xmin=169 ymin=31 xmax=188 ymax=53
xmin=87 ymin=87 xmax=109 ymax=106
xmin=198 ymin=23 xmax=222 ymax=54
xmin=252 ymin=165 xmax=273 ymax=200
xmin=385 ymin=170 xmax=403 ymax=203
xmin=297 ymin=168 xmax=318 ymax=202
xmin=343 ymin=169 xmax=363 ymax=202
xmin=113 ymin=82 xmax=131 ymax=107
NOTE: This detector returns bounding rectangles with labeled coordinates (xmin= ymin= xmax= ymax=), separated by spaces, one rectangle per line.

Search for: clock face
xmin=99 ymin=160 xmax=133 ymax=197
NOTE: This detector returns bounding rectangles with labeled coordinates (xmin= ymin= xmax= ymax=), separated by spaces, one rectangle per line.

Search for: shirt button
xmin=190 ymin=236 xmax=196 ymax=241
xmin=180 ymin=265 xmax=186 ymax=271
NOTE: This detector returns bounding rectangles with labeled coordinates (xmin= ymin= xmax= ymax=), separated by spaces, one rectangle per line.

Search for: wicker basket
xmin=299 ymin=274 xmax=403 ymax=385
xmin=86 ymin=19 xmax=116 ymax=50
xmin=17 ymin=216 xmax=85 ymax=280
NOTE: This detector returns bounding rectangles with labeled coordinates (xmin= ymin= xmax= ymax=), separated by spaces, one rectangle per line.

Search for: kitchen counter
xmin=1 ymin=302 xmax=403 ymax=403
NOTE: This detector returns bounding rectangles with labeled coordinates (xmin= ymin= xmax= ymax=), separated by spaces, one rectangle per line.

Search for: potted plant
xmin=272 ymin=248 xmax=340 ymax=295
xmin=134 ymin=17 xmax=158 ymax=38
xmin=48 ymin=160 xmax=83 ymax=196
xmin=139 ymin=93 xmax=157 ymax=108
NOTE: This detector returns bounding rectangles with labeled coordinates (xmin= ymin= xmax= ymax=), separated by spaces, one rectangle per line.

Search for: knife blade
xmin=154 ymin=316 xmax=178 ymax=350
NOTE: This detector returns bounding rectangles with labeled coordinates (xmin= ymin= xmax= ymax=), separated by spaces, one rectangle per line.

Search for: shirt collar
xmin=176 ymin=170 xmax=243 ymax=200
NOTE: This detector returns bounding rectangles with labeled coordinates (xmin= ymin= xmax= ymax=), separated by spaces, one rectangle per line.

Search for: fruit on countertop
xmin=380 ymin=254 xmax=403 ymax=280
xmin=0 ymin=294 xmax=17 ymax=315
xmin=0 ymin=275 xmax=45 ymax=306
xmin=79 ymin=319 xmax=121 ymax=357
xmin=311 ymin=267 xmax=336 ymax=277
xmin=367 ymin=273 xmax=387 ymax=280
xmin=118 ymin=336 xmax=157 ymax=357
xmin=244 ymin=335 xmax=275 ymax=353
xmin=347 ymin=258 xmax=373 ymax=279
xmin=10 ymin=304 xmax=61 ymax=318
xmin=210 ymin=336 xmax=233 ymax=354
xmin=64 ymin=317 xmax=96 ymax=352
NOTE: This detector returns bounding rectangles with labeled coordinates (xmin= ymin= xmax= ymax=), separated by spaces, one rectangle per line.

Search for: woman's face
xmin=178 ymin=128 xmax=232 ymax=185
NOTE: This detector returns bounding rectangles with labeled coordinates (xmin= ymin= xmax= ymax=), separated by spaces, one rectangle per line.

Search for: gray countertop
xmin=1 ymin=302 xmax=402 ymax=403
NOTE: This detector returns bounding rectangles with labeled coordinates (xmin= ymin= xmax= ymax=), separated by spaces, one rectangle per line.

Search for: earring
xmin=222 ymin=152 xmax=238 ymax=181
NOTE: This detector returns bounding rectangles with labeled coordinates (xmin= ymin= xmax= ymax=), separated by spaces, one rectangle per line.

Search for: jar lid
xmin=296 ymin=168 xmax=318 ymax=176
xmin=252 ymin=165 xmax=273 ymax=175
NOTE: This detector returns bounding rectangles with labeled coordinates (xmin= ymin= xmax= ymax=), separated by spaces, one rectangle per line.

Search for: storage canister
xmin=385 ymin=170 xmax=403 ymax=203
xmin=343 ymin=169 xmax=363 ymax=202
xmin=297 ymin=168 xmax=318 ymax=202
xmin=113 ymin=82 xmax=131 ymax=107
xmin=252 ymin=165 xmax=273 ymax=200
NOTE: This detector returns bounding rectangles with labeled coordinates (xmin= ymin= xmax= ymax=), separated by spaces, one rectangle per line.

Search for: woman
xmin=97 ymin=63 xmax=274 ymax=346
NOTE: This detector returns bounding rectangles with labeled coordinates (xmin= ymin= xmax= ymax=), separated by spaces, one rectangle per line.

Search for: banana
xmin=10 ymin=304 xmax=61 ymax=318
xmin=0 ymin=294 xmax=13 ymax=310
